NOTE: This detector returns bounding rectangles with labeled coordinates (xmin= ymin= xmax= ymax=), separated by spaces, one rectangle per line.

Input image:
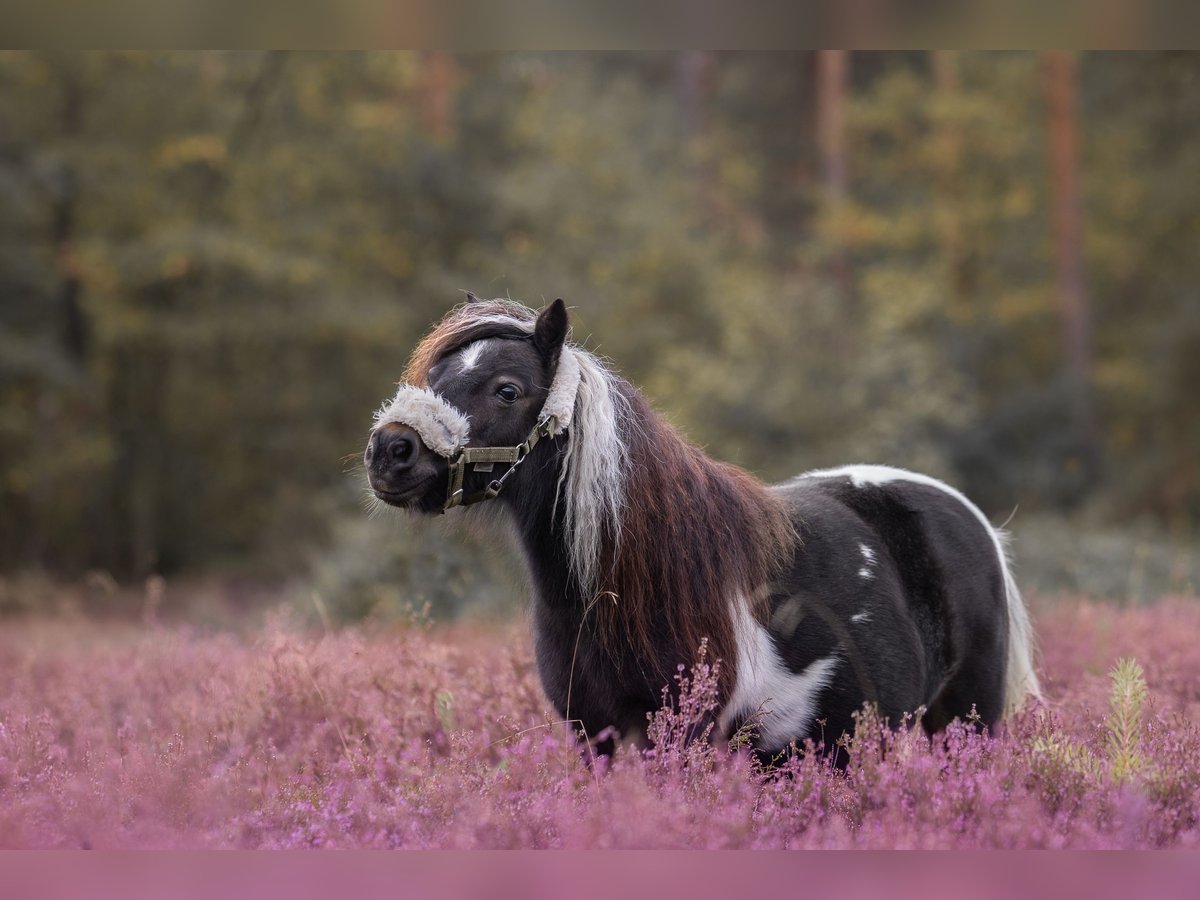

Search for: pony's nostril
xmin=390 ymin=437 xmax=414 ymax=463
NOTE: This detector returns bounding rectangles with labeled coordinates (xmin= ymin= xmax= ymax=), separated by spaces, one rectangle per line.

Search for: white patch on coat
xmin=798 ymin=463 xmax=1042 ymax=715
xmin=857 ymin=543 xmax=877 ymax=579
xmin=721 ymin=597 xmax=838 ymax=752
xmin=850 ymin=611 xmax=871 ymax=624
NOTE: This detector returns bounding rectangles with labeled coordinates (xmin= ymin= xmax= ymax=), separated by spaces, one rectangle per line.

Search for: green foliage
xmin=0 ymin=52 xmax=1198 ymax=614
xmin=1031 ymin=655 xmax=1149 ymax=786
xmin=308 ymin=489 xmax=526 ymax=622
xmin=1030 ymin=729 xmax=1105 ymax=784
xmin=1106 ymin=657 xmax=1149 ymax=782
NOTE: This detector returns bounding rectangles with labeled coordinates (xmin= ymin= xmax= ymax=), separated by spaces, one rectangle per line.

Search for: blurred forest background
xmin=1 ymin=51 xmax=1198 ymax=622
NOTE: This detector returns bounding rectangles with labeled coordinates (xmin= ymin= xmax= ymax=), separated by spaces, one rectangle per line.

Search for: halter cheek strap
xmin=444 ymin=415 xmax=557 ymax=510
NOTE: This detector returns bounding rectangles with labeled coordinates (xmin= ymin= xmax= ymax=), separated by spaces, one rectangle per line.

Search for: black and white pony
xmin=364 ymin=297 xmax=1041 ymax=756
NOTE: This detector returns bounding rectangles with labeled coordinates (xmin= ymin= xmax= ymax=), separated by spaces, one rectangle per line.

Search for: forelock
xmin=403 ymin=300 xmax=540 ymax=386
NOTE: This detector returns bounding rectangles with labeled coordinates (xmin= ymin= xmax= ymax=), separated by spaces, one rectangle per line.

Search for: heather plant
xmin=0 ymin=599 xmax=1198 ymax=848
xmin=644 ymin=641 xmax=721 ymax=766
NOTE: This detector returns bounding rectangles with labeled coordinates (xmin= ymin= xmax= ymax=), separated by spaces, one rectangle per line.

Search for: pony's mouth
xmin=370 ymin=475 xmax=440 ymax=511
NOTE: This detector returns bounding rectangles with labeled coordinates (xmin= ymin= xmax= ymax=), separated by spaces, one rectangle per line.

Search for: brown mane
xmin=591 ymin=384 xmax=795 ymax=695
xmin=403 ymin=300 xmax=540 ymax=387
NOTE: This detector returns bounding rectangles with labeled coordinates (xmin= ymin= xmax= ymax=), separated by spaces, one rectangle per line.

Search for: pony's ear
xmin=533 ymin=299 xmax=569 ymax=361
xmin=465 ymin=291 xmax=480 ymax=304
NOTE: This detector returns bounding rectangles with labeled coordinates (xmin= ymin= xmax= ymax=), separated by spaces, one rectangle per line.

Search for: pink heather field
xmin=1 ymin=597 xmax=1199 ymax=850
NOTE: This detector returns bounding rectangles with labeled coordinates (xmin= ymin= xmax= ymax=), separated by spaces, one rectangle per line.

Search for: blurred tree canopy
xmin=1 ymin=51 xmax=1198 ymax=585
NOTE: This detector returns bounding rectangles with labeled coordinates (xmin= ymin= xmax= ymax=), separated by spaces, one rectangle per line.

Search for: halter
xmin=443 ymin=414 xmax=558 ymax=511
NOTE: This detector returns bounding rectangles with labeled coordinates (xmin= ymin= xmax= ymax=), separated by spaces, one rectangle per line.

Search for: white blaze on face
xmin=455 ymin=340 xmax=489 ymax=374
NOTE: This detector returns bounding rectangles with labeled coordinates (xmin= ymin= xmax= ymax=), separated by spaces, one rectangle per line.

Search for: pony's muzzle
xmin=365 ymin=423 xmax=446 ymax=510
xmin=366 ymin=423 xmax=419 ymax=472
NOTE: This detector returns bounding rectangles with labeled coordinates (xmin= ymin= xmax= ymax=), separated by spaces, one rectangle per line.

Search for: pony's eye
xmin=496 ymin=384 xmax=520 ymax=404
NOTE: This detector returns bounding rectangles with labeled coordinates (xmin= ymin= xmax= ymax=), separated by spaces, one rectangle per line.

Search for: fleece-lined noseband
xmin=373 ymin=342 xmax=581 ymax=511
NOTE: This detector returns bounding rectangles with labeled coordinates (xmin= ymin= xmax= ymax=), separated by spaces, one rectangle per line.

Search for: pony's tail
xmin=996 ymin=529 xmax=1042 ymax=716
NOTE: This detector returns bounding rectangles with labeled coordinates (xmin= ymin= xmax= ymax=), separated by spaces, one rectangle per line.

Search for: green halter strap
xmin=443 ymin=415 xmax=559 ymax=511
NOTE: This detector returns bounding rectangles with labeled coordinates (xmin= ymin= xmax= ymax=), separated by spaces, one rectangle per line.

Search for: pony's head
xmin=364 ymin=297 xmax=575 ymax=514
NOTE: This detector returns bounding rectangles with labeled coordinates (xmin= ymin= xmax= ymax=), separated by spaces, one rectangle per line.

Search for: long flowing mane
xmin=594 ymin=383 xmax=796 ymax=692
xmin=406 ymin=301 xmax=795 ymax=692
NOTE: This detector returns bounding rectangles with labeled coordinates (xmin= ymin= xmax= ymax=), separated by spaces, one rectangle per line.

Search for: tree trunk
xmin=50 ymin=65 xmax=87 ymax=365
xmin=1044 ymin=51 xmax=1100 ymax=476
xmin=932 ymin=50 xmax=972 ymax=318
xmin=419 ymin=52 xmax=457 ymax=141
xmin=228 ymin=51 xmax=286 ymax=154
xmin=111 ymin=336 xmax=167 ymax=577
xmin=28 ymin=61 xmax=89 ymax=569
xmin=676 ymin=51 xmax=713 ymax=140
xmin=676 ymin=51 xmax=717 ymax=218
xmin=815 ymin=50 xmax=852 ymax=299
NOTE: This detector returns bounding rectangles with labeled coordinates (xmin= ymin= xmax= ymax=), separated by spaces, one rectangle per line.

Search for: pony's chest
xmin=530 ymin=600 xmax=670 ymax=729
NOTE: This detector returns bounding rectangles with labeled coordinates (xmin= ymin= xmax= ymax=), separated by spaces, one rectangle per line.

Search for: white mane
xmin=554 ymin=345 xmax=632 ymax=595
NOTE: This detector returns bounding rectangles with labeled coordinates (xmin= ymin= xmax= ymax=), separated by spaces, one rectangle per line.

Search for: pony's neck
xmin=503 ymin=377 xmax=795 ymax=697
xmin=503 ymin=436 xmax=584 ymax=605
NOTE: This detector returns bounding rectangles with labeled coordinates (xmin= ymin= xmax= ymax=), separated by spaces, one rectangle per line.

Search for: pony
xmin=364 ymin=296 xmax=1042 ymax=756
